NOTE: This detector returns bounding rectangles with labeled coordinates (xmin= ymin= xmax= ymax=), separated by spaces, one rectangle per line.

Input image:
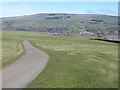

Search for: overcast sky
xmin=0 ymin=2 xmax=118 ymax=17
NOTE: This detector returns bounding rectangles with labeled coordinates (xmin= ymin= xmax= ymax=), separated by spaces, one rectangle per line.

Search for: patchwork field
xmin=2 ymin=31 xmax=118 ymax=88
xmin=2 ymin=14 xmax=118 ymax=36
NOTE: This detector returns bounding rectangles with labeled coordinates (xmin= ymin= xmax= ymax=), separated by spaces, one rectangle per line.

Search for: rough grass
xmin=26 ymin=35 xmax=118 ymax=88
xmin=2 ymin=38 xmax=24 ymax=68
xmin=1 ymin=31 xmax=118 ymax=88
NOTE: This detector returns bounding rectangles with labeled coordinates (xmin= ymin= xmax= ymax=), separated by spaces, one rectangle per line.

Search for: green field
xmin=2 ymin=31 xmax=118 ymax=88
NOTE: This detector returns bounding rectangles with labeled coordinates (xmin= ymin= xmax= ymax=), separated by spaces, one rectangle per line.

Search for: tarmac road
xmin=2 ymin=40 xmax=48 ymax=88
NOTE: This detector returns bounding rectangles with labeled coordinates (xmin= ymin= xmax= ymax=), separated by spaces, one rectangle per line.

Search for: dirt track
xmin=2 ymin=40 xmax=48 ymax=88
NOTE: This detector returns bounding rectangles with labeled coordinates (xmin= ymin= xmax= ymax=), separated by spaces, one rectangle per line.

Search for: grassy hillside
xmin=1 ymin=14 xmax=118 ymax=36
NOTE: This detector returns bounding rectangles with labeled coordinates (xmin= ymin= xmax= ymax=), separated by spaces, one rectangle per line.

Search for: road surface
xmin=2 ymin=40 xmax=48 ymax=88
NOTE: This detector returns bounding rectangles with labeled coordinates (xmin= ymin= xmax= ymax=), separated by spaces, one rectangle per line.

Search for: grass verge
xmin=2 ymin=40 xmax=25 ymax=68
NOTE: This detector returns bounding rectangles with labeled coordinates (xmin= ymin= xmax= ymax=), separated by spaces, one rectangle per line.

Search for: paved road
xmin=2 ymin=40 xmax=48 ymax=88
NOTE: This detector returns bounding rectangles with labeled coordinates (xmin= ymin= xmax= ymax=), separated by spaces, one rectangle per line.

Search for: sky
xmin=0 ymin=2 xmax=118 ymax=17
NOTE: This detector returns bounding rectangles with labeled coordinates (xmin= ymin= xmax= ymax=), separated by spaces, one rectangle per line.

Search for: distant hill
xmin=1 ymin=13 xmax=118 ymax=36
